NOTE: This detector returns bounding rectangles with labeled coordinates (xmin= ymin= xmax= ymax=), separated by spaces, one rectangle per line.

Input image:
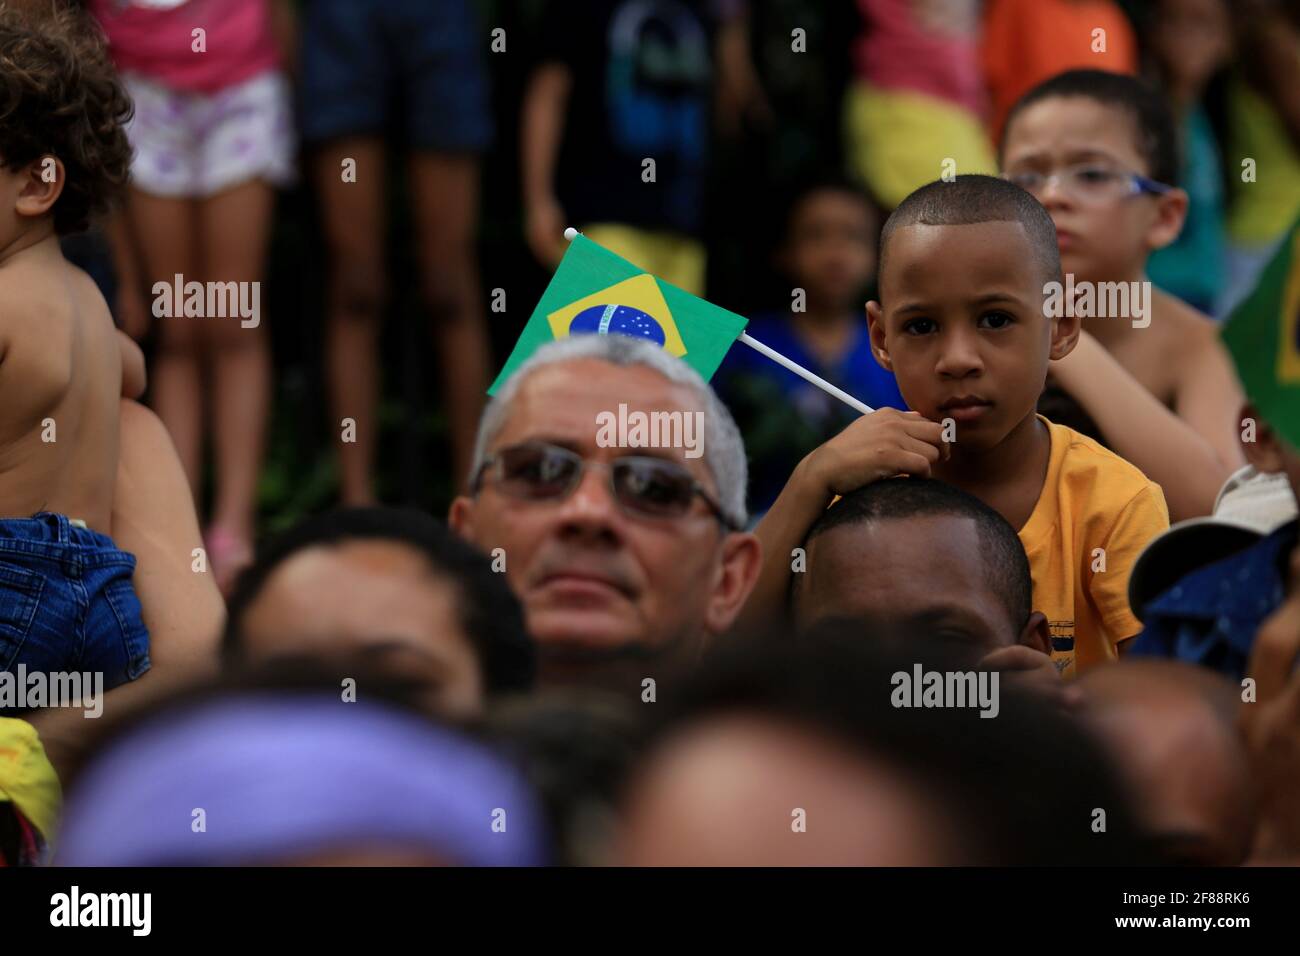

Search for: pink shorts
xmin=123 ymin=69 xmax=296 ymax=199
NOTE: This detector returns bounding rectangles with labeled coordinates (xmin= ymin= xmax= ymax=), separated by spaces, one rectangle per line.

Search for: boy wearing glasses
xmin=1000 ymin=69 xmax=1244 ymax=520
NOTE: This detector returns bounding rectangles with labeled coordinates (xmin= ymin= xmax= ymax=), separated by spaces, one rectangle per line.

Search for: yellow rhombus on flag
xmin=489 ymin=234 xmax=747 ymax=393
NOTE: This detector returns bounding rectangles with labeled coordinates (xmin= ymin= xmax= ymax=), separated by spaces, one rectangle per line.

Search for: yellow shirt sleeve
xmin=1091 ymin=482 xmax=1170 ymax=645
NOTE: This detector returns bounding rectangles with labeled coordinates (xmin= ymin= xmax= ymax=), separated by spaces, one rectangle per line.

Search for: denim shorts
xmin=300 ymin=0 xmax=492 ymax=150
xmin=0 ymin=514 xmax=151 ymax=695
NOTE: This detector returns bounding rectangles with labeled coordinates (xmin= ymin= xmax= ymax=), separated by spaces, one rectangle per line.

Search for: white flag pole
xmin=736 ymin=332 xmax=874 ymax=415
xmin=562 ymin=227 xmax=875 ymax=417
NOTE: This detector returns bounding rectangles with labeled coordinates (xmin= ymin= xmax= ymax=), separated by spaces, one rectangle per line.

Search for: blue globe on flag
xmin=568 ymin=304 xmax=667 ymax=347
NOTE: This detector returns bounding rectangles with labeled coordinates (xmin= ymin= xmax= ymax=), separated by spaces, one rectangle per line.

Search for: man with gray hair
xmin=449 ymin=335 xmax=761 ymax=694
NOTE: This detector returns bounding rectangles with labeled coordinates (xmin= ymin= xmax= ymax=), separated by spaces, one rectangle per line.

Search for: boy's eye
xmin=1005 ymin=171 xmax=1042 ymax=190
xmin=1074 ymin=166 xmax=1119 ymax=185
xmin=902 ymin=317 xmax=936 ymax=336
xmin=978 ymin=311 xmax=1014 ymax=330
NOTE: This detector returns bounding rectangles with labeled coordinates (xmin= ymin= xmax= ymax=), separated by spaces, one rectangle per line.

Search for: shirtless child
xmin=1000 ymin=69 xmax=1245 ymax=520
xmin=0 ymin=5 xmax=149 ymax=696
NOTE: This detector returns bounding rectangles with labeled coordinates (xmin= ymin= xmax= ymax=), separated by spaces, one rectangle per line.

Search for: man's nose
xmin=554 ymin=462 xmax=623 ymax=535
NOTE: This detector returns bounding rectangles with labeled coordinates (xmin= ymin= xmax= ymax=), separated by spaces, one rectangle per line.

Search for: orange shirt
xmin=1020 ymin=418 xmax=1169 ymax=678
xmin=981 ymin=0 xmax=1138 ymax=143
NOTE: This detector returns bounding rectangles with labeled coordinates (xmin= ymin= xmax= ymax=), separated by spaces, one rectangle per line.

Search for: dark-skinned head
xmin=619 ymin=621 xmax=1153 ymax=865
xmin=867 ymin=175 xmax=1079 ymax=452
xmin=793 ymin=477 xmax=1049 ymax=656
xmin=224 ymin=508 xmax=536 ymax=718
xmin=778 ymin=174 xmax=879 ymax=313
xmin=1080 ymin=660 xmax=1255 ymax=866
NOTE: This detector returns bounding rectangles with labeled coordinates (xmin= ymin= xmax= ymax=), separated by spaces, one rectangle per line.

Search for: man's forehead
xmin=494 ymin=358 xmax=706 ymax=447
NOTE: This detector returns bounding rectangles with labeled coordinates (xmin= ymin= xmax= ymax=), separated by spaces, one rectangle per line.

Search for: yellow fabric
xmin=580 ymin=224 xmax=706 ymax=296
xmin=1020 ymin=417 xmax=1169 ymax=679
xmin=1226 ymin=68 xmax=1300 ymax=244
xmin=843 ymin=81 xmax=997 ymax=209
xmin=0 ymin=717 xmax=62 ymax=846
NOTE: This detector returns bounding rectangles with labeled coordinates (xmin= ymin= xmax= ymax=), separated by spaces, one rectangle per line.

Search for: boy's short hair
xmin=801 ymin=476 xmax=1032 ymax=630
xmin=878 ymin=174 xmax=1061 ymax=287
xmin=0 ymin=5 xmax=133 ymax=234
xmin=1001 ymin=68 xmax=1179 ymax=186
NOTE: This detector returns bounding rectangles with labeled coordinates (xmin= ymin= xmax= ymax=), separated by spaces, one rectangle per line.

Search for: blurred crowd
xmin=54 ymin=0 xmax=1300 ymax=540
xmin=1 ymin=0 xmax=1300 ymax=869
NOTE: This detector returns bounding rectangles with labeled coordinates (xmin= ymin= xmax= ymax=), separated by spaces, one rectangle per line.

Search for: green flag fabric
xmin=489 ymin=234 xmax=749 ymax=394
xmin=1222 ymin=217 xmax=1300 ymax=449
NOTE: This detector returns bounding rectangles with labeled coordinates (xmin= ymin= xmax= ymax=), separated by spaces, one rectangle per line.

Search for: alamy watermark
xmin=1043 ymin=274 xmax=1151 ymax=329
xmin=50 ymin=886 xmax=151 ymax=936
xmin=595 ymin=403 xmax=705 ymax=459
xmin=152 ymin=274 xmax=261 ymax=329
xmin=0 ymin=665 xmax=103 ymax=718
xmin=891 ymin=663 xmax=1000 ymax=719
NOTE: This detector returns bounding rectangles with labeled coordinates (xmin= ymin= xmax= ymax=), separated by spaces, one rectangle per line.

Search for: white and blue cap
xmin=1129 ymin=465 xmax=1298 ymax=622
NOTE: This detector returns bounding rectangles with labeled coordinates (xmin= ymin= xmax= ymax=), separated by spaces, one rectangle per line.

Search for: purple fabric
xmin=57 ymin=695 xmax=549 ymax=866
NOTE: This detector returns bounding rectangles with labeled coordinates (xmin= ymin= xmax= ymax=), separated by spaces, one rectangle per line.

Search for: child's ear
xmin=866 ymin=300 xmax=892 ymax=371
xmin=1145 ymin=186 xmax=1188 ymax=252
xmin=1047 ymin=293 xmax=1081 ymax=361
xmin=14 ymin=155 xmax=65 ymax=220
xmin=1241 ymin=402 xmax=1287 ymax=474
xmin=1017 ymin=611 xmax=1052 ymax=656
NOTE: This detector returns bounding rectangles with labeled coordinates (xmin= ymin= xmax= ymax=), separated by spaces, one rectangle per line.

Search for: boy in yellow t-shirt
xmin=745 ymin=175 xmax=1168 ymax=676
xmin=1018 ymin=417 xmax=1166 ymax=676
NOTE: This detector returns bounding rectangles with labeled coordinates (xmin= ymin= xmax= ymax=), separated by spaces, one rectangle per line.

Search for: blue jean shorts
xmin=300 ymin=0 xmax=493 ymax=151
xmin=0 ymin=514 xmax=150 ymax=696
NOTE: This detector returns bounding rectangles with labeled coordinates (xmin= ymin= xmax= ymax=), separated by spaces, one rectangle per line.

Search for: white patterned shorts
xmin=123 ymin=70 xmax=296 ymax=199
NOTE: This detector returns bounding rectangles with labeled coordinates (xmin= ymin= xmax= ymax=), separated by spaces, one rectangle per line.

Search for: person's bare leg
xmin=316 ymin=138 xmax=388 ymax=505
xmin=197 ymin=179 xmax=275 ymax=591
xmin=126 ymin=188 xmax=203 ymax=494
xmin=113 ymin=399 xmax=225 ymax=669
xmin=409 ymin=152 xmax=490 ymax=488
xmin=27 ymin=400 xmax=224 ymax=780
xmin=103 ymin=209 xmax=151 ymax=343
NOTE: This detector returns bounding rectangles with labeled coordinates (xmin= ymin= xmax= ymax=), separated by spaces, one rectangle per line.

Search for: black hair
xmin=483 ymin=690 xmax=646 ymax=866
xmin=635 ymin=621 xmax=1157 ymax=865
xmin=802 ymin=477 xmax=1032 ymax=630
xmin=0 ymin=3 xmax=132 ymax=234
xmin=1001 ymin=68 xmax=1180 ymax=186
xmin=223 ymin=507 xmax=536 ymax=696
xmin=878 ymin=174 xmax=1061 ymax=289
xmin=779 ymin=171 xmax=880 ymax=244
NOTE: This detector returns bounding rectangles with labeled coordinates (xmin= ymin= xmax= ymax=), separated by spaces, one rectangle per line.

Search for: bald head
xmin=618 ymin=713 xmax=961 ymax=866
xmin=1080 ymin=661 xmax=1255 ymax=865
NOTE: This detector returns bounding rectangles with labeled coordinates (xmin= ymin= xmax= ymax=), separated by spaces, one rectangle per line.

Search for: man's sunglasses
xmin=471 ymin=441 xmax=739 ymax=530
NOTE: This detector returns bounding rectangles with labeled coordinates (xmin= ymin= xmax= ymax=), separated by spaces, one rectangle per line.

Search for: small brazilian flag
xmin=489 ymin=234 xmax=749 ymax=393
xmin=1222 ymin=216 xmax=1300 ymax=449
